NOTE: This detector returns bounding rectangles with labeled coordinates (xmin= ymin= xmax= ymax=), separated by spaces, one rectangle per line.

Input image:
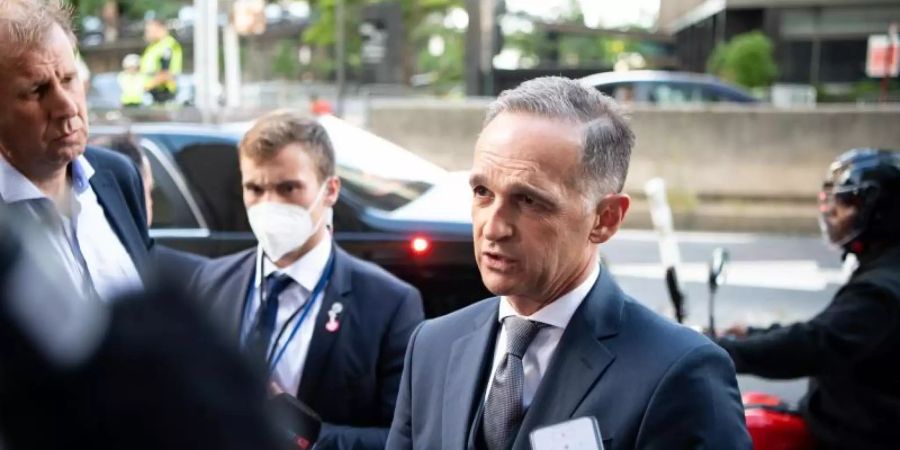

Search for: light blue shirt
xmin=0 ymin=154 xmax=143 ymax=302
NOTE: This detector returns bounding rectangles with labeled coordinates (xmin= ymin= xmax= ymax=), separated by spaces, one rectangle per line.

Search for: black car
xmin=90 ymin=116 xmax=488 ymax=317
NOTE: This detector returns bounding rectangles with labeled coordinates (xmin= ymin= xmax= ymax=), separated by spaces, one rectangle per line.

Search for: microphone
xmin=269 ymin=393 xmax=323 ymax=449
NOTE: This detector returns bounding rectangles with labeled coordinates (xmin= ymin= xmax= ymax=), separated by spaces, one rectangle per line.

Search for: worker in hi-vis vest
xmin=118 ymin=54 xmax=146 ymax=107
xmin=140 ymin=18 xmax=182 ymax=104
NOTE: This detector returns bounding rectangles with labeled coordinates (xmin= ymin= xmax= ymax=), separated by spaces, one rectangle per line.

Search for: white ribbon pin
xmin=325 ymin=302 xmax=343 ymax=333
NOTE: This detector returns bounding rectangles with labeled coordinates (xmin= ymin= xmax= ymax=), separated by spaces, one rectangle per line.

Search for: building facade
xmin=660 ymin=0 xmax=900 ymax=85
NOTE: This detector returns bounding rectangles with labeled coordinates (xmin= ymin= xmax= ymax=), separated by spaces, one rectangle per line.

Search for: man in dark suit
xmin=192 ymin=110 xmax=424 ymax=449
xmin=0 ymin=1 xmax=152 ymax=300
xmin=386 ymin=77 xmax=751 ymax=450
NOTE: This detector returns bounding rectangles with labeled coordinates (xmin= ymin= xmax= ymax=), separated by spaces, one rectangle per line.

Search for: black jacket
xmin=717 ymin=244 xmax=900 ymax=450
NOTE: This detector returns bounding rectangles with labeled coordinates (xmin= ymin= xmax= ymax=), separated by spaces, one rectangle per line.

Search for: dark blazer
xmin=1 ymin=147 xmax=153 ymax=279
xmin=387 ymin=265 xmax=751 ymax=450
xmin=192 ymin=245 xmax=425 ymax=450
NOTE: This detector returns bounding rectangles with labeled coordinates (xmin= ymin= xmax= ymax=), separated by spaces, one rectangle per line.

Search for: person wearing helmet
xmin=118 ymin=54 xmax=145 ymax=107
xmin=716 ymin=148 xmax=900 ymax=450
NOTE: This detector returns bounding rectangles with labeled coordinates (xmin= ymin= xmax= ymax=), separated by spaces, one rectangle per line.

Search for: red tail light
xmin=411 ymin=236 xmax=431 ymax=255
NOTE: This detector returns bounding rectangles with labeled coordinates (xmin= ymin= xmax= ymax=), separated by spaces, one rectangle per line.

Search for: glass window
xmin=319 ymin=115 xmax=449 ymax=212
xmin=646 ymin=82 xmax=705 ymax=105
xmin=143 ymin=142 xmax=199 ymax=229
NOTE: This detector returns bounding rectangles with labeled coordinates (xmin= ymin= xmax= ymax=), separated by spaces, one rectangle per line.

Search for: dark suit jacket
xmin=1 ymin=147 xmax=153 ymax=279
xmin=387 ymin=265 xmax=751 ymax=450
xmin=192 ymin=245 xmax=425 ymax=450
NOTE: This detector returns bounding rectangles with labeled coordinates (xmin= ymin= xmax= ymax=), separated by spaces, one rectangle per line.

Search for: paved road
xmin=604 ymin=229 xmax=847 ymax=406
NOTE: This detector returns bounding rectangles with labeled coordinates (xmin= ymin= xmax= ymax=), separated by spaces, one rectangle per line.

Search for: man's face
xmin=144 ymin=21 xmax=165 ymax=43
xmin=470 ymin=112 xmax=616 ymax=306
xmin=0 ymin=25 xmax=88 ymax=179
xmin=818 ymin=185 xmax=859 ymax=245
xmin=240 ymin=143 xmax=337 ymax=222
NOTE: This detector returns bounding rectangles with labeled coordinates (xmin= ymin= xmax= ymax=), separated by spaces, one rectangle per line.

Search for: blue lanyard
xmin=243 ymin=248 xmax=336 ymax=378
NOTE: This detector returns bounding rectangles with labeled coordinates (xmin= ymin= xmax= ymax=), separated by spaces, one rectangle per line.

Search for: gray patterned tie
xmin=482 ymin=316 xmax=545 ymax=450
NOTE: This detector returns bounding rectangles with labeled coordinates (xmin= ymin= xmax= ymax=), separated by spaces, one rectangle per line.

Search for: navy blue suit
xmin=1 ymin=147 xmax=153 ymax=279
xmin=387 ymin=265 xmax=751 ymax=450
xmin=192 ymin=245 xmax=425 ymax=450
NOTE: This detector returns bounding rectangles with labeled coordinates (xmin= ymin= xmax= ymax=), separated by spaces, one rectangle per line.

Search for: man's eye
xmin=473 ymin=186 xmax=489 ymax=197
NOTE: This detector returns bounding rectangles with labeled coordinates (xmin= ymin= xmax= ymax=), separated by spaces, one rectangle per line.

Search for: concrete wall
xmin=369 ymin=101 xmax=900 ymax=202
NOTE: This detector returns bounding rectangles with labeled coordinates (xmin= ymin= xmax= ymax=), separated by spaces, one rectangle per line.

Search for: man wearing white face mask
xmin=192 ymin=110 xmax=424 ymax=450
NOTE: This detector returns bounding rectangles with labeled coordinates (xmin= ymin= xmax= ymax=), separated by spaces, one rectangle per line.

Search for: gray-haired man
xmin=386 ymin=77 xmax=751 ymax=450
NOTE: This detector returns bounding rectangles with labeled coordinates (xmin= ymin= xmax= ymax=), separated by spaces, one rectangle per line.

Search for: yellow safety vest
xmin=140 ymin=34 xmax=183 ymax=93
xmin=118 ymin=72 xmax=146 ymax=106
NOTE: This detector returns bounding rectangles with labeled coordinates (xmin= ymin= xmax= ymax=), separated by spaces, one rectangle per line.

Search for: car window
xmin=596 ymin=82 xmax=637 ymax=103
xmin=319 ymin=115 xmax=449 ymax=212
xmin=142 ymin=140 xmax=201 ymax=229
xmin=646 ymin=82 xmax=706 ymax=105
xmin=173 ymin=143 xmax=250 ymax=233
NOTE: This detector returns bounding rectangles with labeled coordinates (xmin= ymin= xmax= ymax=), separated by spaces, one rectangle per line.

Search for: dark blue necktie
xmin=247 ymin=273 xmax=294 ymax=366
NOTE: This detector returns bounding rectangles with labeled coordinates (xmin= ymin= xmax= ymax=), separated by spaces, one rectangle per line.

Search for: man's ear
xmin=324 ymin=176 xmax=342 ymax=207
xmin=589 ymin=193 xmax=630 ymax=244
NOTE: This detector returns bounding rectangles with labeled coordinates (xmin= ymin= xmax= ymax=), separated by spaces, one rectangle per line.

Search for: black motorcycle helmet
xmin=819 ymin=148 xmax=900 ymax=253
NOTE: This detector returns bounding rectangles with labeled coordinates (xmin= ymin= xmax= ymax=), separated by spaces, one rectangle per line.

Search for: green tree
xmin=707 ymin=31 xmax=778 ymax=88
xmin=302 ymin=0 xmax=463 ymax=85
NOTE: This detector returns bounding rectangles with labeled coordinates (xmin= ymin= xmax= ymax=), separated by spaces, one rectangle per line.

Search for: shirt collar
xmin=0 ymin=154 xmax=95 ymax=203
xmin=498 ymin=263 xmax=601 ymax=330
xmin=256 ymin=234 xmax=333 ymax=292
xmin=70 ymin=156 xmax=95 ymax=194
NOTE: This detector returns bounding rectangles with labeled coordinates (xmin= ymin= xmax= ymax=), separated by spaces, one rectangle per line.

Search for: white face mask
xmin=246 ymin=182 xmax=330 ymax=261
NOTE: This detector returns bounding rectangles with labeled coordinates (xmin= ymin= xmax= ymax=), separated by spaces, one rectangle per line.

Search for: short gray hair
xmin=485 ymin=76 xmax=634 ymax=198
xmin=0 ymin=0 xmax=76 ymax=61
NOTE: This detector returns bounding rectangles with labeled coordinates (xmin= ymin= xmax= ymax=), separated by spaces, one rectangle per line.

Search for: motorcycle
xmin=667 ymin=247 xmax=815 ymax=450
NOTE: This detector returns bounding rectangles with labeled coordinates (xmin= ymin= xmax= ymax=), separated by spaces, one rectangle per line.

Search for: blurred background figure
xmin=93 ymin=134 xmax=154 ymax=224
xmin=0 ymin=208 xmax=289 ymax=450
xmin=309 ymin=94 xmax=333 ymax=116
xmin=90 ymin=132 xmax=209 ymax=287
xmin=118 ymin=54 xmax=146 ymax=108
xmin=141 ymin=17 xmax=182 ymax=105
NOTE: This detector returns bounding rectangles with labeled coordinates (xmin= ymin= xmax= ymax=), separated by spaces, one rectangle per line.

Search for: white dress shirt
xmin=0 ymin=155 xmax=143 ymax=302
xmin=244 ymin=235 xmax=332 ymax=393
xmin=483 ymin=265 xmax=600 ymax=409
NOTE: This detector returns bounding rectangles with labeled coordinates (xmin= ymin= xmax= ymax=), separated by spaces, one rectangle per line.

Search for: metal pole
xmin=205 ymin=0 xmax=220 ymax=121
xmin=882 ymin=23 xmax=898 ymax=103
xmin=224 ymin=22 xmax=242 ymax=110
xmin=194 ymin=0 xmax=208 ymax=118
xmin=335 ymin=0 xmax=346 ymax=117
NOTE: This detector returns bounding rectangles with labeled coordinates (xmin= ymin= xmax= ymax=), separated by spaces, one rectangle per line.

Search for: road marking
xmin=615 ymin=229 xmax=760 ymax=244
xmin=610 ymin=260 xmax=847 ymax=292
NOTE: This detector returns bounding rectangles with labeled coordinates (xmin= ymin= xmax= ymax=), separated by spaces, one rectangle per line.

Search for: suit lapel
xmin=296 ymin=245 xmax=351 ymax=401
xmin=511 ymin=267 xmax=625 ymax=450
xmin=225 ymin=251 xmax=257 ymax=339
xmin=90 ymin=171 xmax=148 ymax=275
xmin=442 ymin=301 xmax=500 ymax=450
